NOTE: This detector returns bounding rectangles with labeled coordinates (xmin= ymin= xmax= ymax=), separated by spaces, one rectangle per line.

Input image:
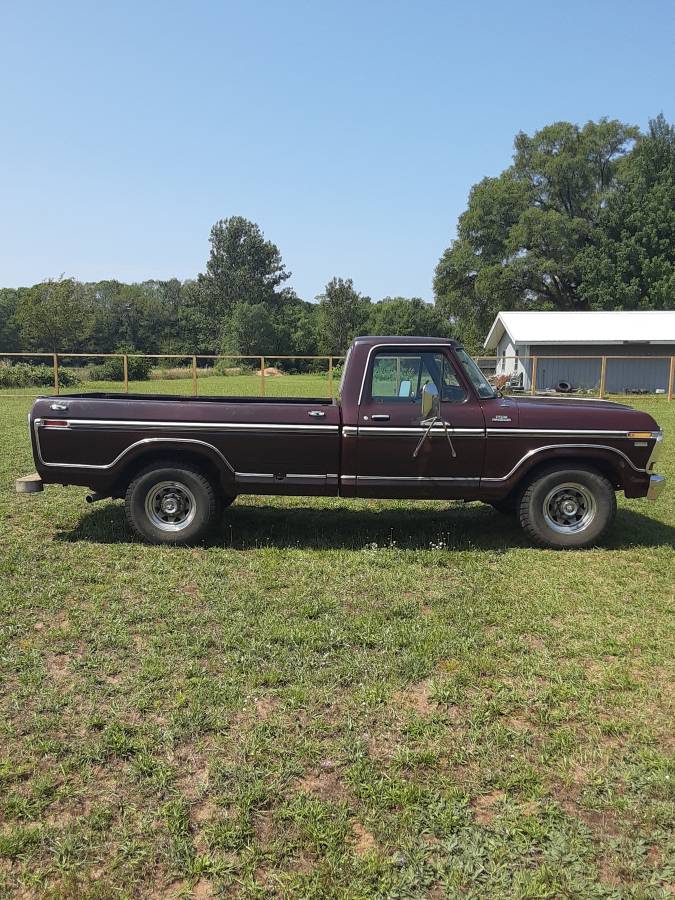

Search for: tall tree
xmin=201 ymin=217 xmax=290 ymax=313
xmin=434 ymin=118 xmax=639 ymax=348
xmin=578 ymin=115 xmax=675 ymax=309
xmin=316 ymin=278 xmax=371 ymax=354
xmin=15 ymin=277 xmax=94 ymax=353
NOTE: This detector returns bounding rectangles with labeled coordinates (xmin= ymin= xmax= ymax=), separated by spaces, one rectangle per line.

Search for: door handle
xmin=371 ymin=414 xmax=390 ymax=421
xmin=308 ymin=410 xmax=325 ymax=417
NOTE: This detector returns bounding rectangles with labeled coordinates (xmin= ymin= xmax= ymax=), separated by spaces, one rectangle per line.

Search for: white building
xmin=483 ymin=310 xmax=675 ymax=394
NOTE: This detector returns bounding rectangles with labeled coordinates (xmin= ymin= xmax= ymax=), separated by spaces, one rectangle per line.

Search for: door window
xmin=369 ymin=351 xmax=466 ymax=403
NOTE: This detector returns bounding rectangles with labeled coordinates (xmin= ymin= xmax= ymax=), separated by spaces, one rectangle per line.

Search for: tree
xmin=200 ymin=216 xmax=290 ymax=315
xmin=367 ymin=297 xmax=450 ymax=337
xmin=316 ymin=278 xmax=371 ymax=354
xmin=0 ymin=289 xmax=21 ymax=350
xmin=434 ymin=118 xmax=639 ymax=348
xmin=222 ymin=302 xmax=279 ymax=356
xmin=578 ymin=115 xmax=675 ymax=309
xmin=15 ymin=277 xmax=94 ymax=353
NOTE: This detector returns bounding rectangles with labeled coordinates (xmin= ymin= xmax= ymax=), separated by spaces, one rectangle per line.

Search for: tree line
xmin=0 ymin=217 xmax=448 ymax=359
xmin=1 ymin=115 xmax=672 ymax=358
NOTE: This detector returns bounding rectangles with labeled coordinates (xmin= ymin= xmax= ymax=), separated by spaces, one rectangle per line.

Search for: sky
xmin=1 ymin=0 xmax=673 ymax=303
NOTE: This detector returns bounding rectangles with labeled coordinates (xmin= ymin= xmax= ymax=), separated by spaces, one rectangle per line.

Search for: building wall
xmin=494 ymin=334 xmax=532 ymax=388
xmin=528 ymin=343 xmax=673 ymax=394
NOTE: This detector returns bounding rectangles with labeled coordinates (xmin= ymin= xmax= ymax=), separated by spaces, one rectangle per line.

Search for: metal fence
xmin=475 ymin=354 xmax=675 ymax=400
xmin=1 ymin=351 xmax=674 ymax=400
xmin=0 ymin=353 xmax=345 ymax=399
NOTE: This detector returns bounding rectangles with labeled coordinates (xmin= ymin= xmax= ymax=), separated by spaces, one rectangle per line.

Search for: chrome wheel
xmin=145 ymin=481 xmax=196 ymax=532
xmin=543 ymin=482 xmax=596 ymax=534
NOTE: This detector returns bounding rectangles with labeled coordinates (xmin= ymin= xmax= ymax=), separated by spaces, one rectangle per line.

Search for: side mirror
xmin=421 ymin=381 xmax=440 ymax=419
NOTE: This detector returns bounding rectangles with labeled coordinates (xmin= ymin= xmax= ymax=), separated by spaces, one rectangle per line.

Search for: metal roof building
xmin=483 ymin=311 xmax=675 ymax=395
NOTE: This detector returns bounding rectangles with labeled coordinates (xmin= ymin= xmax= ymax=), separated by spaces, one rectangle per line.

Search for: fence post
xmin=123 ymin=355 xmax=129 ymax=393
xmin=260 ymin=356 xmax=265 ymax=396
xmin=53 ymin=353 xmax=59 ymax=395
xmin=668 ymin=356 xmax=675 ymax=402
xmin=192 ymin=356 xmax=198 ymax=396
xmin=328 ymin=357 xmax=334 ymax=399
xmin=530 ymin=356 xmax=538 ymax=395
xmin=599 ymin=356 xmax=607 ymax=399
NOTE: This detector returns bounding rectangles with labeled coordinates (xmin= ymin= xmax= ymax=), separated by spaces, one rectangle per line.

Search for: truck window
xmin=369 ymin=351 xmax=466 ymax=403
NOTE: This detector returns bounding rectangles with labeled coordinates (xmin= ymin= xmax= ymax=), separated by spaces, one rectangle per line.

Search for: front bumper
xmin=647 ymin=474 xmax=666 ymax=501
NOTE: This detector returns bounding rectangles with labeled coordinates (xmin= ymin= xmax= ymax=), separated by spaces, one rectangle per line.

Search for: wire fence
xmin=1 ymin=351 xmax=673 ymax=400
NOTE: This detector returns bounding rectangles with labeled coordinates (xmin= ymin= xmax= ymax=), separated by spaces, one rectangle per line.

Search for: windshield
xmin=455 ymin=348 xmax=497 ymax=399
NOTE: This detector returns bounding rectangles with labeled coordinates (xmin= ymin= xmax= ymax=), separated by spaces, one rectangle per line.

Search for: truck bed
xmin=31 ymin=392 xmax=342 ymax=496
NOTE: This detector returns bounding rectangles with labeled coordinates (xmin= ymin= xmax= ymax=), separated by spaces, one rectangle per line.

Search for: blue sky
xmin=1 ymin=0 xmax=673 ymax=302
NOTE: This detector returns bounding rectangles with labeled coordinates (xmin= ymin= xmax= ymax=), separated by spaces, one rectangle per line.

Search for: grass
xmin=0 ymin=370 xmax=336 ymax=400
xmin=0 ymin=384 xmax=673 ymax=898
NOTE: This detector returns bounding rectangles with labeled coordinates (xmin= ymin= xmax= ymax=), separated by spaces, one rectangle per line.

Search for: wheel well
xmin=502 ymin=453 xmax=623 ymax=502
xmin=110 ymin=448 xmax=230 ymax=498
xmin=522 ymin=455 xmax=622 ymax=491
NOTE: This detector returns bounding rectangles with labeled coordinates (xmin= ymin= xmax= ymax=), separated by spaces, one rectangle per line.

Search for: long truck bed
xmin=30 ymin=393 xmax=342 ymax=496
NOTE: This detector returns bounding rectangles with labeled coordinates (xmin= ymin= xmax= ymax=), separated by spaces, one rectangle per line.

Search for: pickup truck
xmin=16 ymin=336 xmax=665 ymax=549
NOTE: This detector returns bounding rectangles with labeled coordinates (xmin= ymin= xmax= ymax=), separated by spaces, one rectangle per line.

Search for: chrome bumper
xmin=15 ymin=473 xmax=44 ymax=493
xmin=647 ymin=474 xmax=666 ymax=501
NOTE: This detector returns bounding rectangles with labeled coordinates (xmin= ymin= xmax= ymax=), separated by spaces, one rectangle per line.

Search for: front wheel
xmin=125 ymin=461 xmax=221 ymax=545
xmin=518 ymin=465 xmax=616 ymax=549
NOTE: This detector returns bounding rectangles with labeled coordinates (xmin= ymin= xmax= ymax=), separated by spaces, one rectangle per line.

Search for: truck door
xmin=354 ymin=347 xmax=485 ymax=498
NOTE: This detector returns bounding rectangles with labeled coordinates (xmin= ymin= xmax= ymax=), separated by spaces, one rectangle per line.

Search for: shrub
xmin=86 ymin=354 xmax=152 ymax=382
xmin=0 ymin=361 xmax=80 ymax=388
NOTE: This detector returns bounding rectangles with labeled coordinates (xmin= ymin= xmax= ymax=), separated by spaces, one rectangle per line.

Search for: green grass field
xmin=1 ymin=386 xmax=673 ymax=898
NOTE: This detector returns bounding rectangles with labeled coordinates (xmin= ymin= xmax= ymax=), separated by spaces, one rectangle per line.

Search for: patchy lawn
xmin=0 ymin=394 xmax=673 ymax=898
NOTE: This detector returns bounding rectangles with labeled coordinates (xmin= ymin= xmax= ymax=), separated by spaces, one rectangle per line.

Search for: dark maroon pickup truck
xmin=17 ymin=336 xmax=665 ymax=548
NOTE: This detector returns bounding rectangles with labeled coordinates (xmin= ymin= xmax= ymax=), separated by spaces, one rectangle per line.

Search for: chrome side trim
xmin=234 ymin=473 xmax=331 ymax=484
xmin=40 ymin=418 xmax=339 ymax=434
xmin=34 ymin=421 xmax=235 ymax=473
xmin=355 ymin=475 xmax=479 ymax=484
xmin=359 ymin=426 xmax=484 ymax=436
xmin=486 ymin=428 xmax=633 ymax=437
xmin=481 ymin=443 xmax=646 ymax=482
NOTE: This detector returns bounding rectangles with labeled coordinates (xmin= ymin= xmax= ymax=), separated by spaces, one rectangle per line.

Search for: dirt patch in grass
xmin=45 ymin=653 xmax=72 ymax=682
xmin=172 ymin=747 xmax=211 ymax=801
xmin=254 ymin=697 xmax=279 ymax=720
xmin=253 ymin=810 xmax=275 ymax=846
xmin=394 ymin=678 xmax=436 ymax=715
xmin=191 ymin=799 xmax=217 ymax=824
xmin=472 ymin=789 xmax=506 ymax=824
xmin=191 ymin=877 xmax=216 ymax=898
xmin=294 ymin=769 xmax=348 ymax=802
xmin=521 ymin=635 xmax=546 ymax=652
xmin=351 ymin=821 xmax=377 ymax=855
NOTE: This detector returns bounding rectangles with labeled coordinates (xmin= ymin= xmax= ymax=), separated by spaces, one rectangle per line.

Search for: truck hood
xmin=513 ymin=395 xmax=660 ymax=432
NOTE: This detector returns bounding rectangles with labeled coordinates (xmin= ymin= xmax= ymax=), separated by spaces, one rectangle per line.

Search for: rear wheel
xmin=518 ymin=465 xmax=616 ymax=549
xmin=125 ymin=461 xmax=220 ymax=545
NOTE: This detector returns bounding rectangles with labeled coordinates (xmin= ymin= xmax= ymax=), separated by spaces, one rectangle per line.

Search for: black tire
xmin=125 ymin=461 xmax=220 ymax=545
xmin=518 ymin=464 xmax=616 ymax=549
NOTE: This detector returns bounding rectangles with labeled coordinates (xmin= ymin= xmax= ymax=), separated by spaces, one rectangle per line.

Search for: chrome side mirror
xmin=421 ymin=382 xmax=440 ymax=419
